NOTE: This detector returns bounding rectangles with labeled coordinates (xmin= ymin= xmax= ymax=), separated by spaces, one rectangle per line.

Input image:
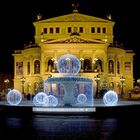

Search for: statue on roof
xmin=107 ymin=13 xmax=112 ymax=20
xmin=72 ymin=2 xmax=79 ymax=13
xmin=36 ymin=13 xmax=42 ymax=20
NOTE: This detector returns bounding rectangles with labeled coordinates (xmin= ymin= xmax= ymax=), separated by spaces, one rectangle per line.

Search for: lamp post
xmin=120 ymin=76 xmax=125 ymax=96
xmin=80 ymin=58 xmax=84 ymax=71
xmin=4 ymin=79 xmax=10 ymax=93
xmin=94 ymin=74 xmax=100 ymax=98
xmin=21 ymin=76 xmax=26 ymax=97
xmin=54 ymin=60 xmax=58 ymax=72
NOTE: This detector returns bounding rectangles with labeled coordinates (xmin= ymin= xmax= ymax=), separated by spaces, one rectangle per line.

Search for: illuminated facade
xmin=12 ymin=8 xmax=134 ymax=96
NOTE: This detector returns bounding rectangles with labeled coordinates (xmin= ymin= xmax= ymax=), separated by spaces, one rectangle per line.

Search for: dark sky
xmin=0 ymin=0 xmax=139 ymax=79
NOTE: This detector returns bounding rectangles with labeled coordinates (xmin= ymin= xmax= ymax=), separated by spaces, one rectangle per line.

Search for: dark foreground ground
xmin=0 ymin=99 xmax=140 ymax=140
xmin=0 ymin=114 xmax=140 ymax=140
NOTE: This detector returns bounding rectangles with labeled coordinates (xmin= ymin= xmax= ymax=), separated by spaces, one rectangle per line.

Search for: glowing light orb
xmin=33 ymin=92 xmax=48 ymax=106
xmin=47 ymin=95 xmax=58 ymax=106
xmin=57 ymin=54 xmax=81 ymax=76
xmin=7 ymin=89 xmax=22 ymax=105
xmin=77 ymin=93 xmax=87 ymax=104
xmin=103 ymin=90 xmax=118 ymax=106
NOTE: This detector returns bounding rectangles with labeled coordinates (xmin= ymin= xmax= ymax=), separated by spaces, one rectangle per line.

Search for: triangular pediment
xmin=34 ymin=12 xmax=114 ymax=24
xmin=43 ymin=35 xmax=106 ymax=44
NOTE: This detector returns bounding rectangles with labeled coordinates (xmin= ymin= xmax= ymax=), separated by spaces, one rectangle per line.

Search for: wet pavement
xmin=0 ymin=99 xmax=140 ymax=140
xmin=0 ymin=114 xmax=140 ymax=140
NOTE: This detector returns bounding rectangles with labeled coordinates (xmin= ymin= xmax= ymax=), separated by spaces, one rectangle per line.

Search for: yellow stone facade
xmin=12 ymin=11 xmax=135 ymax=96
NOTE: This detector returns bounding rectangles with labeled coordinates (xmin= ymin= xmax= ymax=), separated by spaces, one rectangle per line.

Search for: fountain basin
xmin=44 ymin=76 xmax=94 ymax=107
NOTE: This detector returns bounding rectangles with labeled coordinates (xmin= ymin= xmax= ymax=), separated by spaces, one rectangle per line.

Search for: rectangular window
xmin=117 ymin=61 xmax=120 ymax=74
xmin=16 ymin=62 xmax=23 ymax=75
xmin=68 ymin=27 xmax=72 ymax=33
xmin=43 ymin=28 xmax=47 ymax=34
xmin=27 ymin=62 xmax=30 ymax=74
xmin=79 ymin=27 xmax=83 ymax=33
xmin=91 ymin=27 xmax=95 ymax=33
xmin=50 ymin=28 xmax=53 ymax=33
xmin=56 ymin=27 xmax=60 ymax=33
xmin=102 ymin=27 xmax=106 ymax=33
xmin=97 ymin=27 xmax=101 ymax=33
xmin=125 ymin=62 xmax=131 ymax=72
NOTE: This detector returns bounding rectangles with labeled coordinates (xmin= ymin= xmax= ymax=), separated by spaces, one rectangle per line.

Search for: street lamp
xmin=4 ymin=79 xmax=10 ymax=93
xmin=80 ymin=57 xmax=84 ymax=71
xmin=120 ymin=76 xmax=125 ymax=96
xmin=21 ymin=76 xmax=26 ymax=97
xmin=94 ymin=74 xmax=100 ymax=98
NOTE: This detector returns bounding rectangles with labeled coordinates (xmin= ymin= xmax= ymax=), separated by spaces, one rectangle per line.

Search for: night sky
xmin=0 ymin=0 xmax=139 ymax=79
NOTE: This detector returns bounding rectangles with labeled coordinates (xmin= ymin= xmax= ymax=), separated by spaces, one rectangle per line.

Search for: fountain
xmin=4 ymin=54 xmax=121 ymax=115
xmin=44 ymin=54 xmax=94 ymax=107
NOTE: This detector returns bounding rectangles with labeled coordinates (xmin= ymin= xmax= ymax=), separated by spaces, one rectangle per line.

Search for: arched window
xmin=84 ymin=59 xmax=92 ymax=72
xmin=94 ymin=59 xmax=103 ymax=72
xmin=108 ymin=60 xmax=114 ymax=74
xmin=16 ymin=62 xmax=23 ymax=75
xmin=27 ymin=62 xmax=30 ymax=74
xmin=117 ymin=61 xmax=120 ymax=74
xmin=47 ymin=59 xmax=54 ymax=72
xmin=34 ymin=60 xmax=40 ymax=74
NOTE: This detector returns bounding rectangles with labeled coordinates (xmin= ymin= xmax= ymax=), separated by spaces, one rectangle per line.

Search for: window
xmin=102 ymin=27 xmax=106 ymax=33
xmin=108 ymin=60 xmax=114 ymax=74
xmin=27 ymin=62 xmax=30 ymax=74
xmin=97 ymin=27 xmax=101 ymax=33
xmin=34 ymin=60 xmax=40 ymax=74
xmin=50 ymin=28 xmax=53 ymax=33
xmin=125 ymin=62 xmax=131 ymax=73
xmin=94 ymin=59 xmax=103 ymax=72
xmin=16 ymin=62 xmax=23 ymax=75
xmin=47 ymin=59 xmax=54 ymax=72
xmin=68 ymin=27 xmax=72 ymax=33
xmin=56 ymin=27 xmax=60 ymax=33
xmin=43 ymin=28 xmax=47 ymax=34
xmin=117 ymin=61 xmax=120 ymax=74
xmin=84 ymin=59 xmax=92 ymax=72
xmin=79 ymin=27 xmax=83 ymax=33
xmin=91 ymin=27 xmax=95 ymax=33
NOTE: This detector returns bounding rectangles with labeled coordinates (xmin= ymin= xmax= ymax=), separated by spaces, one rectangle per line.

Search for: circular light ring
xmin=33 ymin=95 xmax=38 ymax=106
xmin=7 ymin=89 xmax=22 ymax=105
xmin=57 ymin=54 xmax=81 ymax=76
xmin=47 ymin=95 xmax=58 ymax=106
xmin=77 ymin=93 xmax=87 ymax=104
xmin=33 ymin=92 xmax=48 ymax=106
xmin=36 ymin=92 xmax=48 ymax=104
xmin=103 ymin=90 xmax=118 ymax=106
